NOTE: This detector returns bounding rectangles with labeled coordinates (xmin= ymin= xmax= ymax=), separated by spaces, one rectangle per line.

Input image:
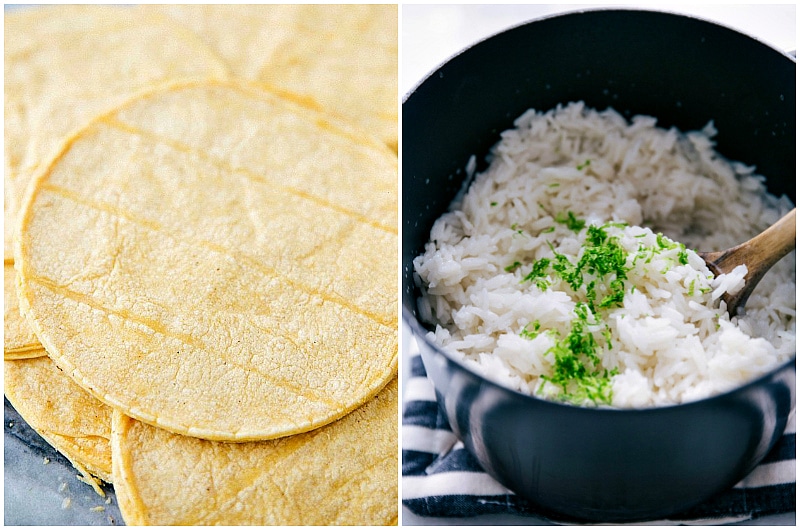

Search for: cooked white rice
xmin=413 ymin=102 xmax=795 ymax=408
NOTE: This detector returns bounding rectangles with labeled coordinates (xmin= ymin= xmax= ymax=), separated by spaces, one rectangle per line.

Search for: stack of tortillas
xmin=4 ymin=4 xmax=398 ymax=525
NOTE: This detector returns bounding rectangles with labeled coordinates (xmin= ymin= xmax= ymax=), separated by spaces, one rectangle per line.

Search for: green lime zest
xmin=520 ymin=320 xmax=541 ymax=339
xmin=555 ymin=211 xmax=586 ymax=232
xmin=539 ymin=307 xmax=615 ymax=406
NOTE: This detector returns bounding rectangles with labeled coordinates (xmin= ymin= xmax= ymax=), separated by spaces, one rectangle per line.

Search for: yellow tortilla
xmin=16 ymin=79 xmax=398 ymax=442
xmin=3 ymin=4 xmax=229 ymax=260
xmin=112 ymin=379 xmax=398 ymax=525
xmin=4 ymin=356 xmax=113 ymax=487
xmin=4 ymin=262 xmax=45 ymax=359
xmin=149 ymin=4 xmax=398 ymax=151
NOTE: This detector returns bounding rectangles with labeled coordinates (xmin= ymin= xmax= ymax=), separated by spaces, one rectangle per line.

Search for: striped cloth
xmin=402 ymin=338 xmax=796 ymax=524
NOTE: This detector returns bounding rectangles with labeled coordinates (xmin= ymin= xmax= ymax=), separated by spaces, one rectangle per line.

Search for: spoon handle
xmin=700 ymin=207 xmax=796 ymax=316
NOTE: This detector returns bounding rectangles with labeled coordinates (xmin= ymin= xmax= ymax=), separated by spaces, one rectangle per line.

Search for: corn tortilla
xmin=4 ymin=356 xmax=113 ymax=486
xmin=112 ymin=378 xmax=398 ymax=525
xmin=4 ymin=262 xmax=45 ymax=359
xmin=3 ymin=4 xmax=229 ymax=260
xmin=148 ymin=4 xmax=398 ymax=151
xmin=16 ymin=79 xmax=398 ymax=441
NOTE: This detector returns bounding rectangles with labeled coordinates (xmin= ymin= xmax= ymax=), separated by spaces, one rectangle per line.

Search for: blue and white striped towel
xmin=402 ymin=339 xmax=796 ymax=524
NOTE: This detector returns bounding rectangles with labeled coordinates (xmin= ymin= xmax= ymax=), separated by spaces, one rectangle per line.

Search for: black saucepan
xmin=402 ymin=9 xmax=795 ymax=522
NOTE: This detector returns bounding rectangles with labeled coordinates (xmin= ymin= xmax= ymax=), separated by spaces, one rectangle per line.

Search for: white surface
xmin=400 ymin=3 xmax=795 ymax=525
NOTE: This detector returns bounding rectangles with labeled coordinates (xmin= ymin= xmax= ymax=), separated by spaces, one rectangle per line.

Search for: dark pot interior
xmin=402 ymin=8 xmax=796 ymax=522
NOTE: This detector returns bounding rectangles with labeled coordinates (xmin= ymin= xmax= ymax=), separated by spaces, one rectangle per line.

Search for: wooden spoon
xmin=699 ymin=208 xmax=796 ymax=317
